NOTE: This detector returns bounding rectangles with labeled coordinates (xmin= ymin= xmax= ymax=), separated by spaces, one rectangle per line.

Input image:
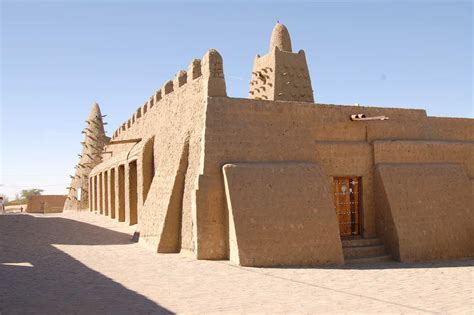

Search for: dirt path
xmin=1 ymin=212 xmax=472 ymax=314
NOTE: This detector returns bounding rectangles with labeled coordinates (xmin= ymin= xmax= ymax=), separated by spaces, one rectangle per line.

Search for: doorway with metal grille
xmin=333 ymin=177 xmax=362 ymax=237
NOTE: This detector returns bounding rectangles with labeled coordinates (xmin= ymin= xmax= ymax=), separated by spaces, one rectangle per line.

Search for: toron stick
xmin=350 ymin=114 xmax=389 ymax=121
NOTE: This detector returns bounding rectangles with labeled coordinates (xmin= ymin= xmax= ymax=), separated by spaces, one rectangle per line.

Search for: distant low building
xmin=27 ymin=195 xmax=66 ymax=214
xmin=66 ymin=23 xmax=473 ymax=266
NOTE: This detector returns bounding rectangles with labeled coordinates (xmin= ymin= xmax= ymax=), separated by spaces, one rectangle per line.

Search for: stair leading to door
xmin=342 ymin=238 xmax=392 ymax=264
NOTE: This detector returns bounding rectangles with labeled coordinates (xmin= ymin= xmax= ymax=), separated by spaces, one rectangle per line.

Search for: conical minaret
xmin=63 ymin=102 xmax=109 ymax=211
xmin=249 ymin=23 xmax=314 ymax=102
xmin=269 ymin=22 xmax=292 ymax=53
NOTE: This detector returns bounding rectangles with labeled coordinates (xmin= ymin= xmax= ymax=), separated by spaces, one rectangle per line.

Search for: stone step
xmin=343 ymin=244 xmax=386 ymax=259
xmin=344 ymin=254 xmax=393 ymax=265
xmin=342 ymin=237 xmax=382 ymax=248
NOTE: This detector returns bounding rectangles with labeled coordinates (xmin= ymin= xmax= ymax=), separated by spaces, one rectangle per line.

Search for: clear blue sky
xmin=1 ymin=0 xmax=472 ymax=199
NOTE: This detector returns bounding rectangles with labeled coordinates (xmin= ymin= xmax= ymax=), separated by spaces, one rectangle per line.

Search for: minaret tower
xmin=249 ymin=23 xmax=314 ymax=102
xmin=63 ymin=102 xmax=109 ymax=211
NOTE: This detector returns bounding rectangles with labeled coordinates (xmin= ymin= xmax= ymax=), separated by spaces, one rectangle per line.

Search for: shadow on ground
xmin=326 ymin=259 xmax=474 ymax=270
xmin=249 ymin=257 xmax=474 ymax=271
xmin=0 ymin=214 xmax=172 ymax=314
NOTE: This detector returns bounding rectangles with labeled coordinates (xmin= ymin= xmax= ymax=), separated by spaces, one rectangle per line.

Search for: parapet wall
xmin=109 ymin=50 xmax=226 ymax=143
xmin=426 ymin=117 xmax=474 ymax=141
xmin=89 ymin=49 xmax=228 ymax=256
xmin=373 ymin=140 xmax=474 ymax=177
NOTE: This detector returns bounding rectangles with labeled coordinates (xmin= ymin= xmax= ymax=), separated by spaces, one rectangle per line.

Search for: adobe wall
xmin=374 ymin=139 xmax=473 ymax=206
xmin=375 ymin=164 xmax=473 ymax=261
xmin=89 ymin=50 xmax=226 ymax=257
xmin=87 ymin=84 xmax=473 ymax=264
xmin=373 ymin=140 xmax=474 ymax=177
xmin=223 ymin=162 xmax=343 ymax=266
xmin=426 ymin=117 xmax=474 ymax=141
xmin=198 ymin=97 xmax=447 ymax=259
xmin=75 ymin=22 xmax=474 ymax=266
xmin=249 ymin=53 xmax=274 ymax=100
xmin=372 ymin=139 xmax=474 ymax=261
xmin=26 ymin=195 xmax=67 ymax=214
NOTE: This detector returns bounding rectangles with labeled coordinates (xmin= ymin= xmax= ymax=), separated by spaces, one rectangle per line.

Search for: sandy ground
xmin=0 ymin=211 xmax=472 ymax=314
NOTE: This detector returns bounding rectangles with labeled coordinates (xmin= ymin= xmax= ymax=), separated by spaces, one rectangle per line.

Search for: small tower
xmin=63 ymin=102 xmax=109 ymax=211
xmin=249 ymin=23 xmax=314 ymax=102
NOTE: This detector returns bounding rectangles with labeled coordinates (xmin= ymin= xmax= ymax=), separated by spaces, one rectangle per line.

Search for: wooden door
xmin=333 ymin=177 xmax=361 ymax=237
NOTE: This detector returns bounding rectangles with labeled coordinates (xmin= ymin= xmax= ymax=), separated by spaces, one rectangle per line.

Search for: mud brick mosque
xmin=65 ymin=23 xmax=473 ymax=266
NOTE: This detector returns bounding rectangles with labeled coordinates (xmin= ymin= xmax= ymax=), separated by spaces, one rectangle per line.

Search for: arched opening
xmin=104 ymin=171 xmax=109 ymax=216
xmin=98 ymin=173 xmax=103 ymax=214
xmin=118 ymin=165 xmax=125 ymax=222
xmin=110 ymin=168 xmax=116 ymax=219
xmin=89 ymin=177 xmax=93 ymax=211
xmin=93 ymin=176 xmax=98 ymax=212
xmin=128 ymin=160 xmax=138 ymax=225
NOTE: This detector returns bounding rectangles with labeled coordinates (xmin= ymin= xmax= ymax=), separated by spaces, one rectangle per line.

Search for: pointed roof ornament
xmin=88 ymin=101 xmax=102 ymax=120
xmin=269 ymin=22 xmax=292 ymax=53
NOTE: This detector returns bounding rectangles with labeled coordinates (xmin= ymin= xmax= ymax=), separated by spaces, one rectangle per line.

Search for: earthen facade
xmin=28 ymin=195 xmax=67 ymax=214
xmin=64 ymin=103 xmax=108 ymax=210
xmin=67 ymin=23 xmax=474 ymax=266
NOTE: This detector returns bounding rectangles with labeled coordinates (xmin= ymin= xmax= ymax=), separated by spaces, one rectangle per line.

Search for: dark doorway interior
xmin=129 ymin=161 xmax=138 ymax=225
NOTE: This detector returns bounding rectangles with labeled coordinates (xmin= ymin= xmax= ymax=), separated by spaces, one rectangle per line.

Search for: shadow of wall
xmin=0 ymin=214 xmax=171 ymax=314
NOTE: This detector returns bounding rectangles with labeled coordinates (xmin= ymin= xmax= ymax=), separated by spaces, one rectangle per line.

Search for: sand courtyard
xmin=0 ymin=211 xmax=472 ymax=314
